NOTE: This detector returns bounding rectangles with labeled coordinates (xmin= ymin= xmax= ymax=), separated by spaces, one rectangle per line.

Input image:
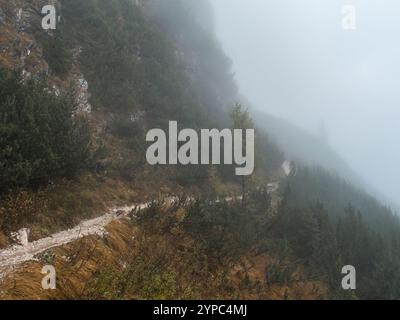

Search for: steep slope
xmin=1 ymin=0 xmax=400 ymax=300
xmin=0 ymin=0 xmax=248 ymax=245
xmin=0 ymin=0 xmax=320 ymax=299
xmin=253 ymin=110 xmax=400 ymax=211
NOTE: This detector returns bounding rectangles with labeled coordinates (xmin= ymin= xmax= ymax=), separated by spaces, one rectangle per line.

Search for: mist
xmin=210 ymin=0 xmax=400 ymax=206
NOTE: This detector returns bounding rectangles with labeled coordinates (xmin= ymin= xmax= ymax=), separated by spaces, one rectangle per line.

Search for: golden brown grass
xmin=0 ymin=220 xmax=134 ymax=300
xmin=0 ymin=212 xmax=327 ymax=300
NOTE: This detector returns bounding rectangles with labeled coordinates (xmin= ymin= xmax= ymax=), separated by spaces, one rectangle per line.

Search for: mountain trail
xmin=0 ymin=163 xmax=290 ymax=281
xmin=0 ymin=202 xmax=150 ymax=279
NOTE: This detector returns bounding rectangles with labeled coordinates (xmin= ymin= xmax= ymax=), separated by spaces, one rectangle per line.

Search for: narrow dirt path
xmin=0 ymin=202 xmax=149 ymax=279
xmin=0 ymin=170 xmax=288 ymax=280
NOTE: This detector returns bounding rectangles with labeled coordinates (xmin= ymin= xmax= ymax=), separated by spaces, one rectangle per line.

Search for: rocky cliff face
xmin=0 ymin=0 xmax=91 ymax=113
xmin=0 ymin=0 xmax=48 ymax=78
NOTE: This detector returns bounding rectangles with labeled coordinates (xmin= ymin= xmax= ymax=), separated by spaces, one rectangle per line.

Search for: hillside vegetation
xmin=0 ymin=0 xmax=400 ymax=300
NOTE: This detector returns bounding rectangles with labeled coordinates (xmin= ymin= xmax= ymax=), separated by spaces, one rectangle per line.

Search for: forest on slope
xmin=0 ymin=0 xmax=400 ymax=299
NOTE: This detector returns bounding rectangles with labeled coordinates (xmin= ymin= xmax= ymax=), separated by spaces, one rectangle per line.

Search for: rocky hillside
xmin=0 ymin=0 xmax=91 ymax=112
xmin=1 ymin=0 xmax=400 ymax=300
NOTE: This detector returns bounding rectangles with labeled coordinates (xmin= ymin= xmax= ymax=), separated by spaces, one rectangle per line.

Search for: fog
xmin=210 ymin=0 xmax=400 ymax=205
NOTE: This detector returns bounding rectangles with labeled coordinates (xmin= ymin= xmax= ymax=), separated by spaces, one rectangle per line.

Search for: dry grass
xmin=0 ymin=173 xmax=140 ymax=247
xmin=0 ymin=220 xmax=134 ymax=300
xmin=0 ymin=213 xmax=327 ymax=300
xmin=229 ymin=254 xmax=327 ymax=300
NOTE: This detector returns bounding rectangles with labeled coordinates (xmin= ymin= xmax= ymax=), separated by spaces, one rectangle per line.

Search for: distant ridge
xmin=252 ymin=110 xmax=400 ymax=213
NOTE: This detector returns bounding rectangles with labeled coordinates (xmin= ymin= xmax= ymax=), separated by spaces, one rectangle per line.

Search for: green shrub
xmin=0 ymin=69 xmax=91 ymax=193
xmin=39 ymin=28 xmax=73 ymax=77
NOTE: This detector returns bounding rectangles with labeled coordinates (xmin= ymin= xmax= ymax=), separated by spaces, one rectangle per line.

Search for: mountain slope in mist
xmin=2 ymin=0 xmax=400 ymax=300
xmin=252 ymin=110 xmax=399 ymax=211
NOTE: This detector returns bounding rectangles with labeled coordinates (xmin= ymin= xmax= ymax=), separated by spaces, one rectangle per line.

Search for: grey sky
xmin=210 ymin=0 xmax=400 ymax=204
